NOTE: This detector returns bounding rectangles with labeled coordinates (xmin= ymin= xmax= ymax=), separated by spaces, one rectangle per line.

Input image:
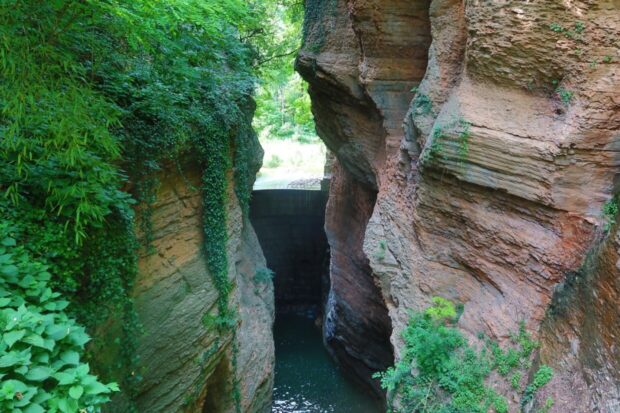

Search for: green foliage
xmin=253 ymin=1 xmax=318 ymax=144
xmin=457 ymin=119 xmax=472 ymax=161
xmin=421 ymin=126 xmax=446 ymax=165
xmin=0 ymin=222 xmax=118 ymax=412
xmin=602 ymin=196 xmax=619 ymax=231
xmin=522 ymin=365 xmax=554 ymax=408
xmin=374 ymin=298 xmax=553 ymax=413
xmin=1 ymin=1 xmax=265 ymax=411
xmin=0 ymin=1 xmax=131 ymax=244
xmin=254 ymin=267 xmax=275 ymax=284
xmin=548 ymin=23 xmax=566 ymax=33
xmin=421 ymin=117 xmax=471 ymax=167
xmin=556 ymin=87 xmax=574 ymax=106
xmin=413 ymin=93 xmax=434 ymax=116
xmin=425 ymin=297 xmax=457 ymax=322
xmin=374 ymin=240 xmax=388 ymax=261
xmin=537 ymin=397 xmax=554 ymax=413
xmin=265 ymin=155 xmax=284 ymax=168
xmin=574 ymin=21 xmax=586 ymax=34
xmin=603 ymin=55 xmax=613 ymax=64
xmin=548 ymin=21 xmax=585 ymax=40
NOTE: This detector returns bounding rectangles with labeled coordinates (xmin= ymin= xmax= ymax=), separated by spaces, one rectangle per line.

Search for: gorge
xmin=1 ymin=1 xmax=619 ymax=413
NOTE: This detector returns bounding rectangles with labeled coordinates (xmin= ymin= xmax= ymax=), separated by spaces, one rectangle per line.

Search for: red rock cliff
xmin=298 ymin=0 xmax=619 ymax=411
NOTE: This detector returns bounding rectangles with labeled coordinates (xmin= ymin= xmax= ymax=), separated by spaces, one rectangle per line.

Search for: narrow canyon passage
xmin=250 ymin=189 xmax=383 ymax=412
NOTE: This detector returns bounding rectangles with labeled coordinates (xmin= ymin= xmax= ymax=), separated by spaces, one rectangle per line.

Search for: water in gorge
xmin=272 ymin=313 xmax=382 ymax=413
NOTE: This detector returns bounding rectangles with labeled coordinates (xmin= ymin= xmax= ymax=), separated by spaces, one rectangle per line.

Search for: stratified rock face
xmin=540 ymin=227 xmax=620 ymax=413
xmin=128 ymin=160 xmax=274 ymax=413
xmin=323 ymin=162 xmax=393 ymax=397
xmin=298 ymin=0 xmax=619 ymax=411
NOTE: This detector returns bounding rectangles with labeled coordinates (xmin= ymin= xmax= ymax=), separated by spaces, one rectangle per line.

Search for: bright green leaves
xmin=374 ymin=298 xmax=554 ymax=413
xmin=4 ymin=330 xmax=25 ymax=348
xmin=0 ymin=1 xmax=128 ymax=244
xmin=0 ymin=222 xmax=118 ymax=412
xmin=253 ymin=0 xmax=317 ymax=144
xmin=424 ymin=296 xmax=458 ymax=321
xmin=68 ymin=385 xmax=83 ymax=400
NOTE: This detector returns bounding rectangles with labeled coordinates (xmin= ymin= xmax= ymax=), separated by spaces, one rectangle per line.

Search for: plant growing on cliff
xmin=413 ymin=92 xmax=434 ymax=116
xmin=421 ymin=127 xmax=446 ymax=166
xmin=457 ymin=119 xmax=472 ymax=162
xmin=602 ymin=196 xmax=619 ymax=231
xmin=1 ymin=1 xmax=266 ymax=411
xmin=374 ymin=240 xmax=388 ymax=261
xmin=556 ymin=87 xmax=574 ymax=106
xmin=548 ymin=21 xmax=585 ymax=40
xmin=254 ymin=267 xmax=275 ymax=284
xmin=374 ymin=298 xmax=553 ymax=413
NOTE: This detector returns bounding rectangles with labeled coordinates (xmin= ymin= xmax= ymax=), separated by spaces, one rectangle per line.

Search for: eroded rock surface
xmin=299 ymin=0 xmax=620 ymax=411
xmin=123 ymin=159 xmax=274 ymax=413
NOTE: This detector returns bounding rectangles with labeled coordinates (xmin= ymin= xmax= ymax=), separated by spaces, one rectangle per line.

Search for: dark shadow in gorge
xmin=250 ymin=188 xmax=387 ymax=411
xmin=250 ymin=189 xmax=330 ymax=316
xmin=202 ymin=356 xmax=232 ymax=413
xmin=296 ymin=0 xmax=434 ymax=399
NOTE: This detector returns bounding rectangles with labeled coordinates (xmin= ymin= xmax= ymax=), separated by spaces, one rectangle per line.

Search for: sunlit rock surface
xmin=298 ymin=0 xmax=620 ymax=411
xmin=118 ymin=155 xmax=274 ymax=412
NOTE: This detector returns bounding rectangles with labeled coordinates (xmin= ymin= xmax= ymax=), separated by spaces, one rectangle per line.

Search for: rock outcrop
xmin=129 ymin=160 xmax=274 ymax=413
xmin=298 ymin=0 xmax=620 ymax=411
xmin=109 ymin=142 xmax=274 ymax=413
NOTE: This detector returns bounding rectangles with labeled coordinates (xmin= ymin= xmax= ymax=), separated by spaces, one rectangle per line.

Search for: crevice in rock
xmin=202 ymin=356 xmax=233 ymax=413
xmin=296 ymin=0 xmax=434 ymax=401
xmin=323 ymin=163 xmax=394 ymax=399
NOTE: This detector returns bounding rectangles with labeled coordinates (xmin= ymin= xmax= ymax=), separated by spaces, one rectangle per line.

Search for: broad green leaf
xmin=24 ymin=403 xmax=45 ymax=413
xmin=68 ymin=385 xmax=83 ymax=399
xmin=57 ymin=397 xmax=79 ymax=413
xmin=0 ymin=352 xmax=22 ymax=368
xmin=68 ymin=330 xmax=90 ymax=347
xmin=60 ymin=351 xmax=79 ymax=366
xmin=23 ymin=334 xmax=46 ymax=349
xmin=3 ymin=329 xmax=26 ymax=348
xmin=53 ymin=371 xmax=76 ymax=386
xmin=46 ymin=324 xmax=70 ymax=341
xmin=1 ymin=237 xmax=16 ymax=247
xmin=1 ymin=379 xmax=28 ymax=394
xmin=25 ymin=366 xmax=53 ymax=381
xmin=84 ymin=381 xmax=111 ymax=395
xmin=1 ymin=264 xmax=18 ymax=277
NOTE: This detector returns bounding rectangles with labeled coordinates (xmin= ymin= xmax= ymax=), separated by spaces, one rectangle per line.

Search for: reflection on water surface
xmin=272 ymin=313 xmax=382 ymax=413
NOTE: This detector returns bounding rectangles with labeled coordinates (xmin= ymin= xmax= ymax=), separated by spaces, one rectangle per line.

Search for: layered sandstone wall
xmin=128 ymin=161 xmax=274 ymax=413
xmin=298 ymin=0 xmax=619 ymax=411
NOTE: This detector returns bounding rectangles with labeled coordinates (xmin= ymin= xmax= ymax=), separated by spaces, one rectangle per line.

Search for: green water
xmin=272 ymin=313 xmax=383 ymax=413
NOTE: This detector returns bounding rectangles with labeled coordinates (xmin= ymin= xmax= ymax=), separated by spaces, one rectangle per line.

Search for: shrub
xmin=602 ymin=196 xmax=619 ymax=231
xmin=374 ymin=298 xmax=553 ymax=413
xmin=0 ymin=223 xmax=118 ymax=412
xmin=556 ymin=88 xmax=574 ymax=106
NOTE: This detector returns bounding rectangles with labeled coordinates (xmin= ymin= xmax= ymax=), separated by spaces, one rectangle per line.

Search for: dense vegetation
xmin=253 ymin=2 xmax=317 ymax=143
xmin=0 ymin=0 xmax=296 ymax=411
xmin=375 ymin=298 xmax=554 ymax=413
